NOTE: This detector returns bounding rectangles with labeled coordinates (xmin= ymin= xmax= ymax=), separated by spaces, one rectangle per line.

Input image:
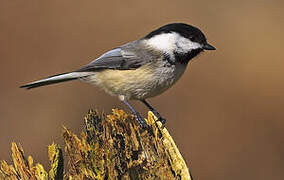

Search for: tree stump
xmin=0 ymin=109 xmax=193 ymax=180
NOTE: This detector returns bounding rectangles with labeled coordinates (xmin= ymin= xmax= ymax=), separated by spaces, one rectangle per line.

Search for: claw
xmin=158 ymin=117 xmax=166 ymax=125
xmin=135 ymin=114 xmax=150 ymax=130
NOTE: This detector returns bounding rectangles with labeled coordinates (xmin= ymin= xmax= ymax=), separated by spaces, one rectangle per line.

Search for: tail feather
xmin=20 ymin=72 xmax=93 ymax=89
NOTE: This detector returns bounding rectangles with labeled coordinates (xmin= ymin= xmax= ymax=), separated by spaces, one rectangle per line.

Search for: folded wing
xmin=76 ymin=42 xmax=155 ymax=72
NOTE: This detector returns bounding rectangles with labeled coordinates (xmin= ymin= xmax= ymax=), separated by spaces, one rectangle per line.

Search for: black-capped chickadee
xmin=21 ymin=23 xmax=215 ymax=128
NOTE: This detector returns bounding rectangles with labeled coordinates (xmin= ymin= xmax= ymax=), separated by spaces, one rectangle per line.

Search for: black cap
xmin=144 ymin=23 xmax=215 ymax=50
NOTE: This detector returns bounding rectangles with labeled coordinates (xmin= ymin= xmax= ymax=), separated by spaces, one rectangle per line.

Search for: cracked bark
xmin=0 ymin=109 xmax=193 ymax=180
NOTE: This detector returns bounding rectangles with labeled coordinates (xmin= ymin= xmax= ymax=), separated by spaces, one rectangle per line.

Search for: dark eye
xmin=189 ymin=36 xmax=195 ymax=41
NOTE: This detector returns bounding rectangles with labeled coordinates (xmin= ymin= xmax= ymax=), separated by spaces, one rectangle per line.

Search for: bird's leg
xmin=141 ymin=100 xmax=166 ymax=124
xmin=122 ymin=100 xmax=149 ymax=129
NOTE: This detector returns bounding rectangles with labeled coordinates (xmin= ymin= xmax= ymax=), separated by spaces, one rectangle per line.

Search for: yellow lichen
xmin=0 ymin=109 xmax=192 ymax=180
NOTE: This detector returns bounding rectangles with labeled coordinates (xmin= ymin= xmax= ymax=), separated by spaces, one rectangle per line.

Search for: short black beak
xmin=203 ymin=43 xmax=216 ymax=50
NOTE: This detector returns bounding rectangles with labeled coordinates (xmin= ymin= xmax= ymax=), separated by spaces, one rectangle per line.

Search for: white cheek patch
xmin=145 ymin=32 xmax=202 ymax=54
xmin=145 ymin=33 xmax=176 ymax=52
xmin=175 ymin=36 xmax=202 ymax=53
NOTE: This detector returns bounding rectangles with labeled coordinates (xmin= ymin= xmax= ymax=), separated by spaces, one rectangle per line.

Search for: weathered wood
xmin=0 ymin=109 xmax=193 ymax=180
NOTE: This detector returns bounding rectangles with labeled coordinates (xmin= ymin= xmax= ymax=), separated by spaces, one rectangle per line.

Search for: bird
xmin=20 ymin=23 xmax=216 ymax=129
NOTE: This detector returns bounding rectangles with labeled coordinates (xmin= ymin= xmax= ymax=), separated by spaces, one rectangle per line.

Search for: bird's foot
xmin=158 ymin=117 xmax=166 ymax=125
xmin=135 ymin=113 xmax=150 ymax=130
xmin=151 ymin=110 xmax=166 ymax=125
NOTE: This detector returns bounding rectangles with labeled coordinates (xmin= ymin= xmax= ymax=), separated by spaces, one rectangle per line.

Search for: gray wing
xmin=76 ymin=42 xmax=156 ymax=72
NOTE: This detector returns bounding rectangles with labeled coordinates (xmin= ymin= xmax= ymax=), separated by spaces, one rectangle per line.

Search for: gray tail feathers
xmin=20 ymin=72 xmax=94 ymax=89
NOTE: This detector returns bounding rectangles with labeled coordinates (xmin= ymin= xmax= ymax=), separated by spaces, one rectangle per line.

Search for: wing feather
xmin=76 ymin=41 xmax=158 ymax=72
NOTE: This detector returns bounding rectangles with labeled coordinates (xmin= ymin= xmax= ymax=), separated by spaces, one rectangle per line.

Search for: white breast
xmin=146 ymin=61 xmax=186 ymax=98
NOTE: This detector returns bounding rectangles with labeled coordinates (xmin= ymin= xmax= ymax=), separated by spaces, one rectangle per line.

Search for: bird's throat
xmin=174 ymin=48 xmax=203 ymax=64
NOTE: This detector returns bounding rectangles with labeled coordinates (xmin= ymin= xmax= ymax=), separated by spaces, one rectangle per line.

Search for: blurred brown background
xmin=0 ymin=0 xmax=283 ymax=179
